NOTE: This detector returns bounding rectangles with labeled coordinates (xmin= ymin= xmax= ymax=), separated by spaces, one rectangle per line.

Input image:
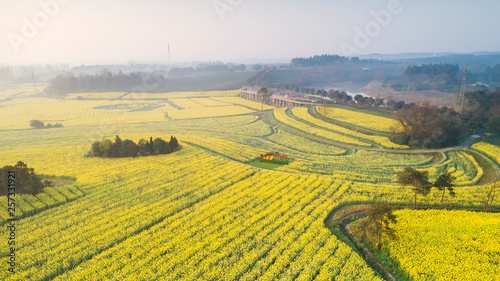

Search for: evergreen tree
xmin=148 ymin=137 xmax=154 ymax=155
xmin=433 ymin=171 xmax=456 ymax=209
xmin=170 ymin=135 xmax=179 ymax=150
xmin=397 ymin=167 xmax=432 ymax=209
xmin=111 ymin=135 xmax=123 ymax=157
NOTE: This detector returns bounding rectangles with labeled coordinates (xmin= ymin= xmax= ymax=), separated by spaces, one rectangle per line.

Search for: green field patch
xmin=248 ymin=158 xmax=295 ymax=170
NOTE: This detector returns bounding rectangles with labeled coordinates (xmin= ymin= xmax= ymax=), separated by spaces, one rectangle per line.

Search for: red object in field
xmin=281 ymin=155 xmax=288 ymax=158
xmin=267 ymin=152 xmax=271 ymax=155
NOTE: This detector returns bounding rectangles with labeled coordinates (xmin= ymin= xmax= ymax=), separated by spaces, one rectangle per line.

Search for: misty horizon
xmin=2 ymin=0 xmax=500 ymax=66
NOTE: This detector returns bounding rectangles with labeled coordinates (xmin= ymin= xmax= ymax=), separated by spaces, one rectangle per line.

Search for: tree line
xmin=404 ymin=63 xmax=459 ymax=78
xmin=46 ymin=71 xmax=149 ymax=96
xmin=47 ymin=62 xmax=249 ymax=95
xmin=168 ymin=63 xmax=246 ymax=77
xmin=290 ymin=54 xmax=387 ymax=67
xmin=403 ymin=63 xmax=460 ymax=92
xmin=88 ymin=135 xmax=179 ymax=158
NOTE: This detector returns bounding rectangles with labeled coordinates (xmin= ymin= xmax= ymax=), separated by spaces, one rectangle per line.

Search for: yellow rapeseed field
xmin=316 ymin=106 xmax=402 ymax=133
xmin=385 ymin=209 xmax=500 ymax=281
xmin=0 ymin=86 xmax=498 ymax=280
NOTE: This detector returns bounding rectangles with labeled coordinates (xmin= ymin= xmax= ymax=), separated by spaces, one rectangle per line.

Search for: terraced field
xmin=0 ymin=86 xmax=498 ymax=280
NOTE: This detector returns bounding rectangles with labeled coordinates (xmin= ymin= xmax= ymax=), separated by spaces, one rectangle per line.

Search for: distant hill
xmin=359 ymin=52 xmax=456 ymax=60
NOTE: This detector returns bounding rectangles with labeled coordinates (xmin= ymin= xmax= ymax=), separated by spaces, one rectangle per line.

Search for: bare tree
xmin=481 ymin=181 xmax=499 ymax=212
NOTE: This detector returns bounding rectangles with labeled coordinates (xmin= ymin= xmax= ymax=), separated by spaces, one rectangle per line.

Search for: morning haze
xmin=2 ymin=0 xmax=499 ymax=65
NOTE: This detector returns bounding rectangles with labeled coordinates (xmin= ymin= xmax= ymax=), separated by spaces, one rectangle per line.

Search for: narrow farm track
xmin=338 ymin=211 xmax=397 ymax=281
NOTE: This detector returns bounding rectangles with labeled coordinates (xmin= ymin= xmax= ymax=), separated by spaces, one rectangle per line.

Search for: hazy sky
xmin=2 ymin=0 xmax=500 ymax=65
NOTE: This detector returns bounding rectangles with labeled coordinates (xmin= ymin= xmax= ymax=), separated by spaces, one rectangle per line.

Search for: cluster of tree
xmin=290 ymin=54 xmax=384 ymax=67
xmin=196 ymin=62 xmax=245 ymax=73
xmin=364 ymin=169 xmax=497 ymax=249
xmin=462 ymin=88 xmax=500 ymax=135
xmin=0 ymin=161 xmax=44 ymax=195
xmin=398 ymin=166 xmax=500 ymax=212
xmin=88 ymin=135 xmax=179 ymax=158
xmin=356 ymin=95 xmax=397 ymax=109
xmin=317 ymin=89 xmax=401 ymax=110
xmin=275 ymin=85 xmax=407 ymax=111
xmin=46 ymin=70 xmax=162 ymax=96
xmin=168 ymin=64 xmax=246 ymax=77
xmin=291 ymin=54 xmax=349 ymax=67
xmin=29 ymin=120 xmax=63 ymax=129
xmin=392 ymin=103 xmax=463 ymax=148
xmin=325 ymin=89 xmax=353 ymax=103
xmin=390 ymin=87 xmax=499 ymax=148
xmin=397 ymin=167 xmax=455 ymax=209
xmin=404 ymin=63 xmax=459 ymax=78
xmin=403 ymin=63 xmax=460 ymax=92
xmin=290 ymin=54 xmax=390 ymax=67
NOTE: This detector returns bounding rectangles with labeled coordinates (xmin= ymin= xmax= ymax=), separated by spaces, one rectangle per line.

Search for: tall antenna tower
xmin=458 ymin=66 xmax=467 ymax=114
